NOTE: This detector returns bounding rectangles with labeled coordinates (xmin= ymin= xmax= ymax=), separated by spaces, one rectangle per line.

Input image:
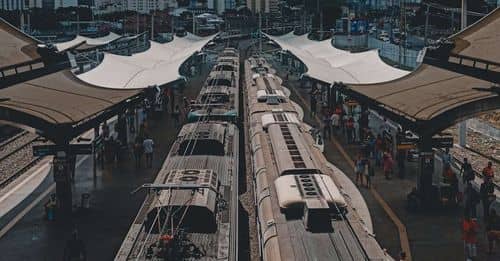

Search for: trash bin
xmin=81 ymin=193 xmax=91 ymax=210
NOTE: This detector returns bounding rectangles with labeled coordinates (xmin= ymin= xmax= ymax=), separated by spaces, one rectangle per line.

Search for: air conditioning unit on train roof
xmin=274 ymin=174 xmax=347 ymax=211
xmin=261 ymin=112 xmax=299 ymax=130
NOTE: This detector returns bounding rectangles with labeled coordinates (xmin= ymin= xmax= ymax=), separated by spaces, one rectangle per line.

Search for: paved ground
xmin=268 ymin=57 xmax=500 ymax=261
xmin=0 ymin=62 xmax=213 ymax=260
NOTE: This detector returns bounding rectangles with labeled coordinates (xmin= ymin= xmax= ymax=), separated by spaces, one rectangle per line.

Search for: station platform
xmin=271 ymin=61 xmax=500 ymax=261
xmin=0 ymin=62 xmax=212 ymax=260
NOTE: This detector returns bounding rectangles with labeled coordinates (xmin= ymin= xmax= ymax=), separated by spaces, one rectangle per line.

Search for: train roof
xmin=246 ymin=57 xmax=371 ymax=261
xmin=275 ymin=174 xmax=347 ymax=209
xmin=268 ymin=123 xmax=319 ymax=175
xmin=116 ymin=121 xmax=238 ymax=260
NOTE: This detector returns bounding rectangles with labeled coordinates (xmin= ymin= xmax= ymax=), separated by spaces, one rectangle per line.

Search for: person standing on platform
xmin=365 ymin=159 xmax=374 ymax=188
xmin=461 ymin=158 xmax=475 ymax=184
xmin=464 ymin=181 xmax=479 ymax=218
xmin=172 ymin=105 xmax=180 ymax=127
xmin=480 ymin=178 xmax=495 ymax=220
xmin=330 ymin=111 xmax=340 ymax=135
xmin=486 ymin=209 xmax=500 ymax=255
xmin=483 ymin=161 xmax=495 ymax=180
xmin=346 ymin=117 xmax=354 ymax=144
xmin=310 ymin=88 xmax=318 ymax=117
xmin=63 ymin=230 xmax=87 ymax=261
xmin=462 ymin=215 xmax=478 ymax=261
xmin=383 ymin=151 xmax=394 ymax=180
xmin=133 ymin=136 xmax=144 ymax=168
xmin=442 ymin=148 xmax=452 ymax=172
xmin=353 ymin=118 xmax=360 ymax=143
xmin=355 ymin=154 xmax=365 ymax=186
xmin=143 ymin=136 xmax=154 ymax=168
xmin=375 ymin=134 xmax=383 ymax=166
xmin=322 ymin=112 xmax=331 ymax=140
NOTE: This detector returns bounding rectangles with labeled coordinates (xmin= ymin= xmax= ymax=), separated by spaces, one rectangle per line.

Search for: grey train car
xmin=245 ymin=57 xmax=370 ymax=261
xmin=115 ymin=51 xmax=240 ymax=260
xmin=188 ymin=48 xmax=240 ymax=123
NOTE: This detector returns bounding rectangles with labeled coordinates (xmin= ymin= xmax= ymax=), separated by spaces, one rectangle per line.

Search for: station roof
xmin=0 ymin=18 xmax=41 ymax=69
xmin=450 ymin=7 xmax=500 ymax=63
xmin=342 ymin=7 xmax=500 ymax=135
xmin=53 ymin=32 xmax=122 ymax=52
xmin=0 ymin=70 xmax=141 ymax=139
xmin=0 ymin=20 xmax=143 ymax=142
xmin=267 ymin=32 xmax=410 ymax=84
xmin=77 ymin=33 xmax=214 ymax=89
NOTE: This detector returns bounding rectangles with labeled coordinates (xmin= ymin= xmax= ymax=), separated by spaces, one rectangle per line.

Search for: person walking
xmin=480 ymin=178 xmax=495 ymax=220
xmin=355 ymin=155 xmax=365 ymax=186
xmin=133 ymin=136 xmax=144 ymax=168
xmin=63 ymin=230 xmax=87 ymax=261
xmin=383 ymin=151 xmax=393 ymax=180
xmin=462 ymin=215 xmax=478 ymax=261
xmin=143 ymin=136 xmax=154 ymax=168
xmin=365 ymin=159 xmax=374 ymax=188
xmin=461 ymin=158 xmax=474 ymax=184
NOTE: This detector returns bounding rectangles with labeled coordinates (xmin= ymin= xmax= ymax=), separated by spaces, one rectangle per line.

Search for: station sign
xmin=431 ymin=135 xmax=453 ymax=148
xmin=33 ymin=144 xmax=93 ymax=157
xmin=53 ymin=157 xmax=69 ymax=182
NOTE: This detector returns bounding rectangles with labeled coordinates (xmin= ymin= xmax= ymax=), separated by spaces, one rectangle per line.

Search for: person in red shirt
xmin=483 ymin=161 xmax=495 ymax=180
xmin=383 ymin=151 xmax=394 ymax=180
xmin=462 ymin=215 xmax=478 ymax=260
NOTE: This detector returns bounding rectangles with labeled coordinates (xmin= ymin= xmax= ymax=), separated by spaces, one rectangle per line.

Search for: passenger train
xmin=115 ymin=48 xmax=240 ymax=260
xmin=188 ymin=48 xmax=240 ymax=123
xmin=245 ymin=56 xmax=369 ymax=261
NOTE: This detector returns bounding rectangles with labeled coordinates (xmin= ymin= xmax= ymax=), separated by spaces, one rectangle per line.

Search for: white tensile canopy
xmin=53 ymin=32 xmax=122 ymax=52
xmin=77 ymin=33 xmax=215 ymax=89
xmin=267 ymin=32 xmax=411 ymax=84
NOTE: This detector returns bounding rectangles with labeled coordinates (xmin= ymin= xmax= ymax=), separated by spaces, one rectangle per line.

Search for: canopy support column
xmin=53 ymin=147 xmax=75 ymax=217
xmin=417 ymin=134 xmax=434 ymax=206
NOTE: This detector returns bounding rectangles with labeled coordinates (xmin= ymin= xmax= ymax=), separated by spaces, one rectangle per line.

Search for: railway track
xmin=0 ymin=132 xmax=43 ymax=189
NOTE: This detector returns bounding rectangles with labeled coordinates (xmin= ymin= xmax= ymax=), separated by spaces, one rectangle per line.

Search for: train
xmin=188 ymin=48 xmax=240 ymax=123
xmin=115 ymin=48 xmax=240 ymax=260
xmin=245 ymin=56 xmax=369 ymax=261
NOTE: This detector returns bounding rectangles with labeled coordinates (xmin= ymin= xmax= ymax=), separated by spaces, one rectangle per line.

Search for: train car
xmin=245 ymin=57 xmax=368 ymax=261
xmin=188 ymin=48 xmax=240 ymax=123
xmin=115 ymin=48 xmax=240 ymax=260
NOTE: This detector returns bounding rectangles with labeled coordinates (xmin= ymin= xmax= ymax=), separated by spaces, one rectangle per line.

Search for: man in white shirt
xmin=143 ymin=136 xmax=154 ymax=168
xmin=331 ymin=113 xmax=340 ymax=134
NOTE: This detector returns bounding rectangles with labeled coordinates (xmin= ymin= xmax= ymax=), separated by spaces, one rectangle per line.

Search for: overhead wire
xmin=135 ymin=41 xmax=238 ymax=259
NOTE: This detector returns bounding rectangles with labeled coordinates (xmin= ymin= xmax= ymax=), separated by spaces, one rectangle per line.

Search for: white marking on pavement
xmin=0 ymin=155 xmax=89 ymax=239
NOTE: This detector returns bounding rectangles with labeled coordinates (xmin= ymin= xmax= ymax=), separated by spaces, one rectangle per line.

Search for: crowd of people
xmin=462 ymin=162 xmax=499 ymax=260
xmin=310 ymin=89 xmax=500 ymax=260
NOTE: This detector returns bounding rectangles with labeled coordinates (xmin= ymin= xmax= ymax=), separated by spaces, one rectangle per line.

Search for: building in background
xmin=1 ymin=0 xmax=42 ymax=10
xmin=125 ymin=0 xmax=176 ymax=14
xmin=246 ymin=0 xmax=278 ymax=14
xmin=206 ymin=0 xmax=235 ymax=15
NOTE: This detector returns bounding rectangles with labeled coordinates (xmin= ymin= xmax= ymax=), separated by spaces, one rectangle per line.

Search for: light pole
xmin=458 ymin=0 xmax=467 ymax=147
